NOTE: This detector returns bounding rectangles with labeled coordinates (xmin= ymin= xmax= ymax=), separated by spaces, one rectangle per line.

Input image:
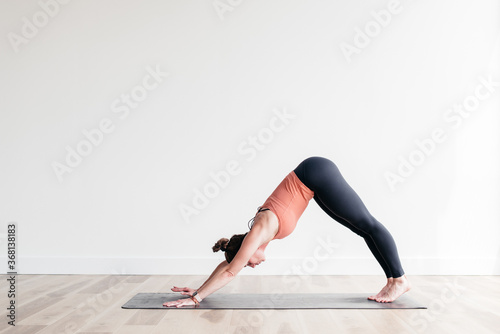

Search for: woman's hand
xmin=163 ymin=297 xmax=197 ymax=308
xmin=171 ymin=286 xmax=196 ymax=296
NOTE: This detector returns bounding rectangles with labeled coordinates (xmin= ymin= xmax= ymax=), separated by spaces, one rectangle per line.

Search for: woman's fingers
xmin=163 ymin=298 xmax=193 ymax=308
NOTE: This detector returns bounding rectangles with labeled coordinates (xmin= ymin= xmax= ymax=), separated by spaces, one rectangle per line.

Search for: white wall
xmin=1 ymin=0 xmax=499 ymax=275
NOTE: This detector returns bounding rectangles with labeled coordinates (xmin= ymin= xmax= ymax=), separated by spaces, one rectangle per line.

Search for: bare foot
xmin=375 ymin=275 xmax=411 ymax=303
xmin=368 ymin=278 xmax=393 ymax=300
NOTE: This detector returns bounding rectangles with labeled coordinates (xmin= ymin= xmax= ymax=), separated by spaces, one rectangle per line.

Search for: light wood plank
xmin=0 ymin=325 xmax=46 ymax=334
xmin=1 ymin=275 xmax=498 ymax=334
xmin=15 ymin=275 xmax=73 ymax=304
xmin=295 ymin=309 xmax=343 ymax=333
xmin=150 ymin=308 xmax=203 ymax=334
xmin=114 ymin=325 xmax=155 ymax=334
xmin=363 ymin=310 xmax=418 ymax=334
xmin=330 ymin=309 xmax=384 ymax=334
xmin=17 ymin=276 xmax=104 ymax=325
xmin=80 ymin=275 xmax=173 ymax=333
xmin=33 ymin=276 xmax=136 ymax=334
xmin=79 ymin=275 xmax=129 ymax=294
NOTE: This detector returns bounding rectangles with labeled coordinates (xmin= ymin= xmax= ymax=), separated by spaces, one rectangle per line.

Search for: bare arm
xmin=197 ymin=260 xmax=228 ymax=291
xmin=164 ymin=225 xmax=269 ymax=307
xmin=195 ymin=225 xmax=268 ymax=300
xmin=170 ymin=260 xmax=229 ymax=297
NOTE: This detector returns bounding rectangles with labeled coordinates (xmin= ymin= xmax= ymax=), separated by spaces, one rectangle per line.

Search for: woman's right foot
xmin=368 ymin=278 xmax=393 ymax=300
xmin=375 ymin=275 xmax=411 ymax=303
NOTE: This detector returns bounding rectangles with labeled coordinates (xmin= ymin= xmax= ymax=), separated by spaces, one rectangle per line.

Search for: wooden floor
xmin=0 ymin=274 xmax=498 ymax=334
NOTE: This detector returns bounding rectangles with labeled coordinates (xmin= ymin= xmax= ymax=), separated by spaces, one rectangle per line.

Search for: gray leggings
xmin=294 ymin=157 xmax=405 ymax=278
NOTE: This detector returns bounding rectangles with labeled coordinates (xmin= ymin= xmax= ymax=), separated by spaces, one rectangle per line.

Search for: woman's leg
xmin=313 ymin=196 xmax=393 ymax=277
xmin=294 ymin=156 xmax=405 ymax=278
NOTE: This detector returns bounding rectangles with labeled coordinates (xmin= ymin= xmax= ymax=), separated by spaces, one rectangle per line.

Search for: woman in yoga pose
xmin=164 ymin=157 xmax=411 ymax=307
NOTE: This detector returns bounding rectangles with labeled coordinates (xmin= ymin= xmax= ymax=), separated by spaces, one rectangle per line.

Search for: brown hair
xmin=212 ymin=233 xmax=248 ymax=263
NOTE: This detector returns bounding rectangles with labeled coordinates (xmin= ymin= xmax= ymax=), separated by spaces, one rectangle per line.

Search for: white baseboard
xmin=2 ymin=256 xmax=499 ymax=275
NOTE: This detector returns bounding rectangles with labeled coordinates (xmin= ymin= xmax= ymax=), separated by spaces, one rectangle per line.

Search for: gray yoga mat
xmin=121 ymin=293 xmax=426 ymax=309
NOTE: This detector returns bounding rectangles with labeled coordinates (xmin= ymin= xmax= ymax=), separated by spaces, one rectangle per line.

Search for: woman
xmin=164 ymin=157 xmax=411 ymax=307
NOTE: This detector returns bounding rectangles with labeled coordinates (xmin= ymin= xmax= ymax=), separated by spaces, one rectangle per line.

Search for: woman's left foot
xmin=375 ymin=275 xmax=411 ymax=303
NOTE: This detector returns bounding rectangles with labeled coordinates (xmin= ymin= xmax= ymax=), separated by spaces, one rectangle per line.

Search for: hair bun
xmin=212 ymin=238 xmax=229 ymax=253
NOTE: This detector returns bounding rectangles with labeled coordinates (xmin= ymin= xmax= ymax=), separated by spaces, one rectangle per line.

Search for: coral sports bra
xmin=258 ymin=171 xmax=314 ymax=242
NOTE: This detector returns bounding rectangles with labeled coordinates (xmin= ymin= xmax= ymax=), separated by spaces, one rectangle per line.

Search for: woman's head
xmin=213 ymin=233 xmax=266 ymax=267
xmin=212 ymin=233 xmax=247 ymax=263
